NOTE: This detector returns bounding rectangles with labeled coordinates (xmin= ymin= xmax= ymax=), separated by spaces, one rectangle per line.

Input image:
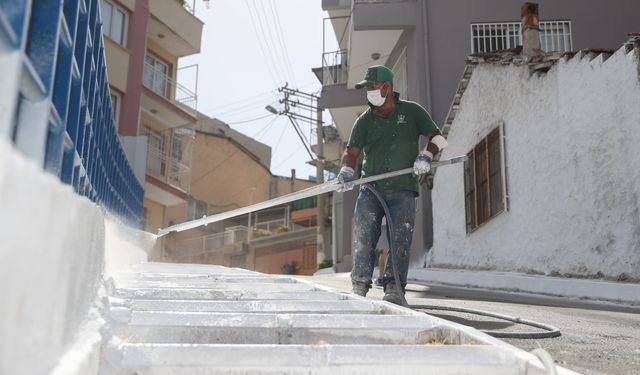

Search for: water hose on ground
xmin=363 ymin=184 xmax=562 ymax=340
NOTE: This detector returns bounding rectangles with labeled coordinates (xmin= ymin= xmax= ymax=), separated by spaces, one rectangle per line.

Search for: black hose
xmin=363 ymin=184 xmax=561 ymax=340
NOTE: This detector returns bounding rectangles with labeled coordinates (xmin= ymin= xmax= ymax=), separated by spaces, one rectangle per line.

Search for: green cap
xmin=355 ymin=65 xmax=394 ymax=89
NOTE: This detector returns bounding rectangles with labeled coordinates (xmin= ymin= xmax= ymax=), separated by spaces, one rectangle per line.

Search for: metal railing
xmin=321 ymin=49 xmax=348 ymax=85
xmin=253 ymin=218 xmax=290 ymax=238
xmin=470 ymin=21 xmax=573 ymax=54
xmin=173 ymin=218 xmax=307 ymax=262
xmin=143 ymin=60 xmax=198 ymax=113
xmin=174 ymin=225 xmax=249 ymax=261
xmin=0 ymin=0 xmax=143 ymax=225
xmin=145 ymin=128 xmax=193 ymax=192
xmin=176 ymin=0 xmax=210 ymax=15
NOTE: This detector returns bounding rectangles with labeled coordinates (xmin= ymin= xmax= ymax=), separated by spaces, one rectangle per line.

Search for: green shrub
xmin=318 ymin=259 xmax=333 ymax=270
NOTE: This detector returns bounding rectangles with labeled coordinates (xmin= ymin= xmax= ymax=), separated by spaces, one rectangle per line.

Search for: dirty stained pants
xmin=351 ymin=186 xmax=416 ymax=289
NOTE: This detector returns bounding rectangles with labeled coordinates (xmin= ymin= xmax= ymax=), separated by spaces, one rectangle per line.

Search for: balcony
xmin=320 ymin=49 xmax=348 ymax=86
xmin=142 ymin=59 xmax=198 ymax=127
xmin=148 ymin=0 xmax=203 ymax=57
xmin=173 ymin=226 xmax=250 ymax=263
xmin=145 ymin=128 xmax=194 ymax=193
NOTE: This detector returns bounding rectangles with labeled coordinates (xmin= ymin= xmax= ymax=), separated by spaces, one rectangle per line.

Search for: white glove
xmin=336 ymin=166 xmax=355 ymax=192
xmin=413 ymin=151 xmax=433 ymax=175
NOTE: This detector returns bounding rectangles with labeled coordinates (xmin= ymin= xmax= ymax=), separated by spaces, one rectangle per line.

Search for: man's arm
xmin=340 ymin=146 xmax=361 ymax=169
xmin=422 ymin=129 xmax=446 ymax=157
xmin=336 ymin=146 xmax=361 ymax=192
xmin=414 ymin=129 xmax=447 ymax=175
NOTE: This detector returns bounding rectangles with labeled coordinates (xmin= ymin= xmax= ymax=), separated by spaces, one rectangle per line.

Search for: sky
xmin=179 ymin=0 xmax=338 ymax=181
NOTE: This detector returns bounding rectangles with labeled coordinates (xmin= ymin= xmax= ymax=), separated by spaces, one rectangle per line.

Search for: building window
xmin=464 ymin=125 xmax=507 ymax=233
xmin=539 ymin=21 xmax=572 ymax=52
xmin=143 ymin=126 xmax=166 ymax=175
xmin=144 ymin=54 xmax=170 ymax=98
xmin=110 ymin=91 xmax=120 ymax=128
xmin=470 ymin=21 xmax=572 ymax=53
xmin=188 ymin=199 xmax=209 ymax=220
xmin=100 ymin=0 xmax=127 ymax=46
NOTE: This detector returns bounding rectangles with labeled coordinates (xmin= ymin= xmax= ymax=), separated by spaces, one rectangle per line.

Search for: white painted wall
xmin=0 ymin=138 xmax=106 ymax=375
xmin=429 ymin=46 xmax=640 ymax=280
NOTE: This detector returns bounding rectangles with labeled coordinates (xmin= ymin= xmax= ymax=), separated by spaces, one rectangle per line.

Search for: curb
xmin=409 ymin=268 xmax=640 ymax=306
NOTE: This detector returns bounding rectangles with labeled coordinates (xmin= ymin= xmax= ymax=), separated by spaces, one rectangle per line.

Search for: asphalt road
xmin=302 ymin=273 xmax=640 ymax=375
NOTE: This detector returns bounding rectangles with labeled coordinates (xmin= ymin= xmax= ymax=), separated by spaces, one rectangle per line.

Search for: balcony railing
xmin=173 ymin=218 xmax=310 ymax=262
xmin=146 ymin=128 xmax=194 ymax=192
xmin=143 ymin=61 xmax=198 ymax=113
xmin=321 ymin=49 xmax=348 ymax=85
xmin=174 ymin=226 xmax=249 ymax=261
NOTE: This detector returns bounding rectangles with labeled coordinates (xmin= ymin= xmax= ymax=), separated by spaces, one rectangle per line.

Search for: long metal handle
xmin=157 ymin=155 xmax=468 ymax=237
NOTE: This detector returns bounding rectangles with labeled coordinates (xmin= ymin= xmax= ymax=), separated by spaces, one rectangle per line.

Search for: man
xmin=336 ymin=65 xmax=447 ymax=305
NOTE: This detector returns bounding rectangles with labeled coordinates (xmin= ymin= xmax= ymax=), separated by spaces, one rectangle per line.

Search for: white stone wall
xmin=429 ymin=46 xmax=640 ymax=280
xmin=0 ymin=139 xmax=106 ymax=375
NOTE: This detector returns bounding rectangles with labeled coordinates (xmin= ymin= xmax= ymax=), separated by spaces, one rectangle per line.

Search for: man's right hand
xmin=336 ymin=166 xmax=355 ymax=192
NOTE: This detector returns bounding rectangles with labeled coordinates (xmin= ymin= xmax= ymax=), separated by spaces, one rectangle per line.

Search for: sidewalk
xmin=410 ymin=268 xmax=640 ymax=307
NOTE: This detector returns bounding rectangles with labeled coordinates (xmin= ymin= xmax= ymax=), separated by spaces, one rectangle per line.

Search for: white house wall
xmin=429 ymin=47 xmax=640 ymax=280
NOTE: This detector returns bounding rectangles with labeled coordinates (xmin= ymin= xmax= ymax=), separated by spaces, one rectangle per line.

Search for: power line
xmin=268 ymin=0 xmax=297 ymax=86
xmin=244 ymin=0 xmax=281 ymax=86
xmin=198 ymin=89 xmax=277 ymax=114
xmin=249 ymin=0 xmax=288 ymax=83
xmin=205 ymin=96 xmax=279 ymax=119
xmin=191 ymin=116 xmax=278 ymax=186
xmin=226 ymin=113 xmax=275 ymax=125
xmin=257 ymin=0 xmax=294 ymax=84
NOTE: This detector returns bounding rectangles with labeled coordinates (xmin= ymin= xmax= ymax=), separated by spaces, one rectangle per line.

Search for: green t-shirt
xmin=347 ymin=97 xmax=438 ymax=193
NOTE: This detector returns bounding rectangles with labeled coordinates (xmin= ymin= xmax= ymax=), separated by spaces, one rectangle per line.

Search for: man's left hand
xmin=413 ymin=151 xmax=433 ymax=175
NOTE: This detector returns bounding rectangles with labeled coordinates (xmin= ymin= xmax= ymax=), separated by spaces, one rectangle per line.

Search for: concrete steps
xmin=99 ymin=262 xmax=576 ymax=374
xmin=103 ymin=344 xmax=521 ymax=375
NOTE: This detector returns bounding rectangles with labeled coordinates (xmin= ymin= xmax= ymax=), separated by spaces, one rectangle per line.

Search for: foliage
xmin=318 ymin=259 xmax=333 ymax=270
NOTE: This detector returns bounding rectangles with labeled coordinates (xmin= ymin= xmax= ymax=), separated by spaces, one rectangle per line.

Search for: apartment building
xmin=319 ymin=0 xmax=640 ymax=272
xmin=101 ymin=0 xmax=203 ymax=232
xmin=158 ymin=116 xmax=318 ymax=274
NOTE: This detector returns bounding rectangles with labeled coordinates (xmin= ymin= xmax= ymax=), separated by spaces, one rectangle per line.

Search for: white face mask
xmin=367 ymin=89 xmax=386 ymax=107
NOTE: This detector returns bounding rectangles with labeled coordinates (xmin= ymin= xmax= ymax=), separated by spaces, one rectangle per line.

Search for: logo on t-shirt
xmin=397 ymin=114 xmax=407 ymax=124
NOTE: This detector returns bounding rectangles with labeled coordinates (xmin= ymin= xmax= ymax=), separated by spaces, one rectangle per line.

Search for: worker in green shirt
xmin=336 ymin=65 xmax=448 ymax=305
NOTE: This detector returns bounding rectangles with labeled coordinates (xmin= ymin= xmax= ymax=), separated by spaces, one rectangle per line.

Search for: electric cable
xmin=244 ymin=0 xmax=281 ymax=86
xmin=191 ymin=116 xmax=277 ymax=186
xmin=226 ymin=113 xmax=275 ymax=125
xmin=363 ymin=184 xmax=561 ymax=340
xmin=249 ymin=0 xmax=289 ymax=83
xmin=267 ymin=0 xmax=297 ymax=86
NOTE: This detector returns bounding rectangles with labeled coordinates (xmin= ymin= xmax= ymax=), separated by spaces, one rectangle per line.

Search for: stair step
xmin=110 ymin=298 xmax=388 ymax=314
xmin=101 ymin=343 xmax=518 ymax=375
xmin=111 ymin=287 xmax=344 ymax=301
xmin=110 ymin=312 xmax=472 ymax=345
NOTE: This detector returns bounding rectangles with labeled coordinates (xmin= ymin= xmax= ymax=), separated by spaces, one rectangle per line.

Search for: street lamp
xmin=265 ymin=105 xmax=279 ymax=115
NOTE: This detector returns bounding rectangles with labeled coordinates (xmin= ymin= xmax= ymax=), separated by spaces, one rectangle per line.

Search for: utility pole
xmin=315 ymin=107 xmax=327 ymax=264
xmin=273 ymin=84 xmax=329 ymax=263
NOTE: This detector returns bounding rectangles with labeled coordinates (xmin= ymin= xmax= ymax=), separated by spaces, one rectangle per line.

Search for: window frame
xmin=143 ymin=52 xmax=172 ymax=98
xmin=470 ymin=20 xmax=572 ymax=53
xmin=100 ymin=0 xmax=128 ymax=47
xmin=143 ymin=125 xmax=166 ymax=176
xmin=188 ymin=199 xmax=209 ymax=220
xmin=109 ymin=90 xmax=121 ymax=129
xmin=463 ymin=122 xmax=508 ymax=233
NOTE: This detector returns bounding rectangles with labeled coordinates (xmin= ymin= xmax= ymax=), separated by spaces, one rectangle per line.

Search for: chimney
xmin=521 ymin=2 xmax=541 ymax=58
xmin=290 ymin=169 xmax=296 ymax=193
